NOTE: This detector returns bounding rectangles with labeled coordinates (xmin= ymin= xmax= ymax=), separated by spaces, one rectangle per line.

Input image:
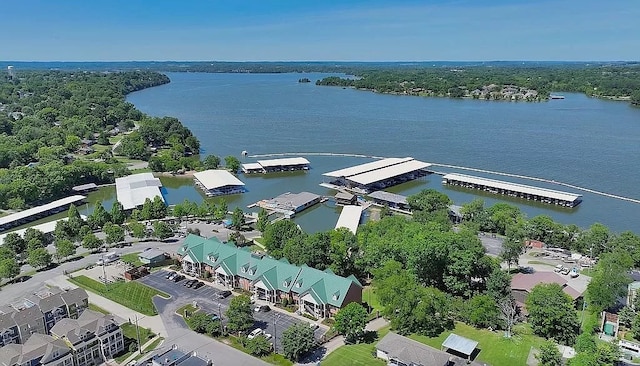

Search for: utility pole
xmin=273 ymin=314 xmax=280 ymax=353
xmin=101 ymin=254 xmax=107 ymax=290
xmin=135 ymin=314 xmax=142 ymax=354
xmin=218 ymin=303 xmax=223 ymax=335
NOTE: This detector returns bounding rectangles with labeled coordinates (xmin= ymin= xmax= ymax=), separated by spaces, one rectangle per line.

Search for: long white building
xmin=115 ymin=173 xmax=165 ymax=210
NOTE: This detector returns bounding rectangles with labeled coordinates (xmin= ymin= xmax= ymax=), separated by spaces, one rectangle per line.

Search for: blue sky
xmin=2 ymin=0 xmax=638 ymax=61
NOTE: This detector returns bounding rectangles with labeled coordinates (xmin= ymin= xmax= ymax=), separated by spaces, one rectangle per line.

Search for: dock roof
xmin=194 ymin=170 xmax=245 ymax=190
xmin=335 ymin=205 xmax=363 ymax=234
xmin=347 ymin=159 xmax=431 ymax=185
xmin=367 ymin=191 xmax=408 ymax=205
xmin=269 ymin=192 xmax=320 ymax=209
xmin=115 ymin=173 xmax=164 ymax=210
xmin=323 ymin=157 xmax=413 ymax=178
xmin=241 ymin=163 xmax=263 ymax=170
xmin=0 ymin=216 xmax=86 ymax=246
xmin=0 ymin=195 xmax=86 ymax=229
xmin=257 ymin=157 xmax=310 ymax=167
xmin=443 ymin=173 xmax=582 ymax=202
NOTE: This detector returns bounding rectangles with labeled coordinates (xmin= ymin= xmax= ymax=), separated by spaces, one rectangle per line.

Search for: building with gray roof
xmin=257 ymin=191 xmax=321 ymax=216
xmin=50 ymin=309 xmax=124 ymax=362
xmin=0 ymin=307 xmax=20 ymax=347
xmin=0 ymin=333 xmax=74 ymax=366
xmin=115 ymin=172 xmax=165 ymax=210
xmin=376 ymin=332 xmax=484 ymax=366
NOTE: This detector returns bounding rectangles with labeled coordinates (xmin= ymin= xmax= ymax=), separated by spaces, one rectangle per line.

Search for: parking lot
xmin=138 ymin=270 xmax=324 ymax=351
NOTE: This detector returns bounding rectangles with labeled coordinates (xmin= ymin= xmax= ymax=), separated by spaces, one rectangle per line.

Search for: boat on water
xmin=550 ymin=95 xmax=565 ymax=99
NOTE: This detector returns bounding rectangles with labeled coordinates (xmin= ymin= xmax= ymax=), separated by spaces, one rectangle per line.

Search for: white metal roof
xmin=241 ymin=163 xmax=263 ymax=170
xmin=115 ymin=173 xmax=164 ymax=210
xmin=257 ymin=157 xmax=310 ymax=167
xmin=443 ymin=173 xmax=582 ymax=202
xmin=0 ymin=195 xmax=86 ymax=228
xmin=323 ymin=157 xmax=413 ymax=178
xmin=442 ymin=333 xmax=478 ymax=356
xmin=335 ymin=205 xmax=363 ymax=234
xmin=348 ymin=160 xmax=431 ymax=185
xmin=0 ymin=216 xmax=86 ymax=245
xmin=194 ymin=170 xmax=245 ymax=190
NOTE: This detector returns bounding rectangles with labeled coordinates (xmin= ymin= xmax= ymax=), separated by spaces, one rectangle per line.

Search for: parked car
xmin=247 ymin=328 xmax=263 ymax=340
xmin=560 ymin=267 xmax=571 ymax=275
xmin=210 ymin=313 xmax=220 ymax=321
xmin=166 ymin=272 xmax=177 ymax=280
xmin=172 ymin=274 xmax=185 ymax=282
xmin=184 ymin=279 xmax=197 ymax=287
xmin=192 ymin=281 xmax=204 ymax=289
xmin=570 ymin=268 xmax=580 ymax=278
xmin=217 ymin=290 xmax=232 ymax=299
xmin=254 ymin=305 xmax=271 ymax=313
xmin=554 ymin=264 xmax=563 ymax=273
xmin=263 ymin=333 xmax=272 ymax=340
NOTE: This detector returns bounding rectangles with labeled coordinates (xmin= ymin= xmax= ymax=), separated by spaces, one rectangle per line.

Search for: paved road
xmin=139 ymin=270 xmax=324 ymax=353
xmin=478 ymin=233 xmax=504 ymax=256
xmin=0 ymin=240 xmax=182 ymax=306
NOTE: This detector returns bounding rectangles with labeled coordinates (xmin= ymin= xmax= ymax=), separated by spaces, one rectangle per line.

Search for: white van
xmin=96 ymin=252 xmax=120 ymax=265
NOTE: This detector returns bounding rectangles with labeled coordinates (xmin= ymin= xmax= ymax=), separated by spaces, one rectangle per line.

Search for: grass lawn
xmin=226 ymin=335 xmax=293 ymax=366
xmin=409 ymin=322 xmax=545 ymax=366
xmin=69 ymin=275 xmax=168 ymax=316
xmin=176 ymin=303 xmax=199 ymax=318
xmin=88 ymin=303 xmax=110 ymax=314
xmin=362 ymin=287 xmax=383 ymax=313
xmin=121 ymin=252 xmax=143 ymax=267
xmin=322 ymin=326 xmax=390 ymax=366
xmin=142 ymin=337 xmax=164 ymax=353
xmin=122 ymin=322 xmax=155 ymax=343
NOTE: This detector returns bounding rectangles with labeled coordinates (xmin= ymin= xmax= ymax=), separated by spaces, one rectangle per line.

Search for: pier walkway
xmin=246 ymin=152 xmax=640 ymax=205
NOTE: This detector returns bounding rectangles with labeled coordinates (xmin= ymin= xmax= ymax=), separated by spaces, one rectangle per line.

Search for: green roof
xmin=178 ymin=235 xmax=361 ymax=306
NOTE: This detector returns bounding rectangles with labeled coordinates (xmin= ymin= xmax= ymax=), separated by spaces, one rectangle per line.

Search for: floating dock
xmin=322 ymin=157 xmax=431 ymax=193
xmin=442 ymin=173 xmax=582 ymax=208
xmin=194 ymin=170 xmax=246 ymax=197
xmin=242 ymin=157 xmax=310 ymax=174
xmin=255 ymin=191 xmax=321 ymax=218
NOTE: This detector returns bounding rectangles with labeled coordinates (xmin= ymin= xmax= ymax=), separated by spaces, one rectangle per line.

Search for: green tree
xmin=256 ymin=208 xmax=269 ymax=232
xmin=225 ymin=295 xmax=254 ymax=333
xmin=110 ymin=201 xmax=126 ymax=225
xmin=586 ymin=250 xmax=632 ymax=313
xmin=66 ymin=204 xmax=84 ymax=236
xmin=151 ymin=196 xmax=167 ymax=219
xmin=500 ymin=237 xmax=524 ymax=270
xmin=87 ymin=202 xmax=111 ymax=230
xmin=407 ymin=189 xmax=451 ymax=213
xmin=281 ymin=322 xmax=315 ymax=361
xmin=82 ymin=232 xmax=103 ymax=251
xmin=466 ymin=294 xmax=501 ymax=329
xmin=526 ymin=283 xmax=579 ymax=345
xmin=187 ymin=312 xmax=217 ymax=334
xmin=618 ymin=306 xmax=635 ymax=329
xmin=486 ymin=268 xmax=512 ymax=302
xmin=333 ymin=302 xmax=368 ymax=342
xmin=54 ymin=220 xmax=73 ymax=241
xmin=23 ymin=228 xmax=47 ymax=249
xmin=245 ymin=335 xmax=272 ymax=357
xmin=28 ymin=248 xmax=52 ymax=269
xmin=54 ymin=239 xmax=76 ymax=262
xmin=214 ymin=199 xmax=228 ymax=221
xmin=103 ymin=222 xmax=125 ymax=245
xmin=263 ymin=220 xmax=304 ymax=259
xmin=127 ymin=221 xmax=147 ymax=240
xmin=576 ymin=223 xmax=611 ymax=257
xmin=231 ymin=207 xmax=245 ymax=231
xmin=3 ymin=233 xmax=26 ymax=255
xmin=0 ymin=258 xmax=20 ymax=282
xmin=202 ymin=154 xmax=221 ymax=169
xmin=536 ymin=340 xmax=562 ymax=366
xmin=224 ymin=155 xmax=241 ymax=173
xmin=153 ymin=221 xmax=173 ymax=240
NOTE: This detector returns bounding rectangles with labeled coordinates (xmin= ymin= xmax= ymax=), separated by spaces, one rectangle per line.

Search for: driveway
xmin=138 ymin=270 xmax=324 ymax=353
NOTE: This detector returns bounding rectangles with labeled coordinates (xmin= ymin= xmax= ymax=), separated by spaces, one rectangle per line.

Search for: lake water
xmin=118 ymin=72 xmax=640 ymax=234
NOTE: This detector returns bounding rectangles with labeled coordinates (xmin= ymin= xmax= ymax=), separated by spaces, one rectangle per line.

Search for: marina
xmin=242 ymin=157 xmax=310 ymax=174
xmin=442 ymin=173 xmax=583 ymax=208
xmin=0 ymin=195 xmax=86 ymax=233
xmin=367 ymin=191 xmax=411 ymax=212
xmin=115 ymin=172 xmax=165 ymax=210
xmin=194 ymin=169 xmax=246 ymax=197
xmin=322 ymin=157 xmax=431 ymax=193
xmin=253 ymin=191 xmax=322 ymax=218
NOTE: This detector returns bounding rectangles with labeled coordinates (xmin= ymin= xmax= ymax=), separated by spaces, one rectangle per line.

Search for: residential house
xmin=511 ymin=272 xmax=583 ymax=311
xmin=177 ymin=234 xmax=363 ymax=318
xmin=50 ymin=309 xmax=124 ymax=365
xmin=0 ymin=308 xmax=21 ymax=347
xmin=0 ymin=333 xmax=74 ymax=366
xmin=376 ymin=332 xmax=483 ymax=366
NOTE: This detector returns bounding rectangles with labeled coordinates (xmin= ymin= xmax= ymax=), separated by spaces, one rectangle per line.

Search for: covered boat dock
xmin=256 ymin=191 xmax=321 ymax=217
xmin=0 ymin=195 xmax=86 ymax=232
xmin=442 ymin=173 xmax=582 ymax=208
xmin=335 ymin=205 xmax=363 ymax=234
xmin=194 ymin=169 xmax=246 ymax=197
xmin=242 ymin=157 xmax=310 ymax=173
xmin=322 ymin=157 xmax=431 ymax=193
xmin=115 ymin=172 xmax=165 ymax=210
xmin=367 ymin=191 xmax=410 ymax=211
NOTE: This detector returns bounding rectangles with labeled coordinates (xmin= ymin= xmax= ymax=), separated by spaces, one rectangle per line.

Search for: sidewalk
xmin=46 ymin=275 xmax=168 ymax=337
xmin=118 ymin=335 xmax=165 ymax=366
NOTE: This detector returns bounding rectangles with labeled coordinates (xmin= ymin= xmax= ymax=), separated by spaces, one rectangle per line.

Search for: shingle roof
xmin=2 ymin=333 xmax=72 ymax=366
xmin=50 ymin=309 xmax=118 ymax=345
xmin=60 ymin=287 xmax=89 ymax=308
xmin=511 ymin=271 xmax=583 ymax=299
xmin=377 ymin=332 xmax=479 ymax=366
